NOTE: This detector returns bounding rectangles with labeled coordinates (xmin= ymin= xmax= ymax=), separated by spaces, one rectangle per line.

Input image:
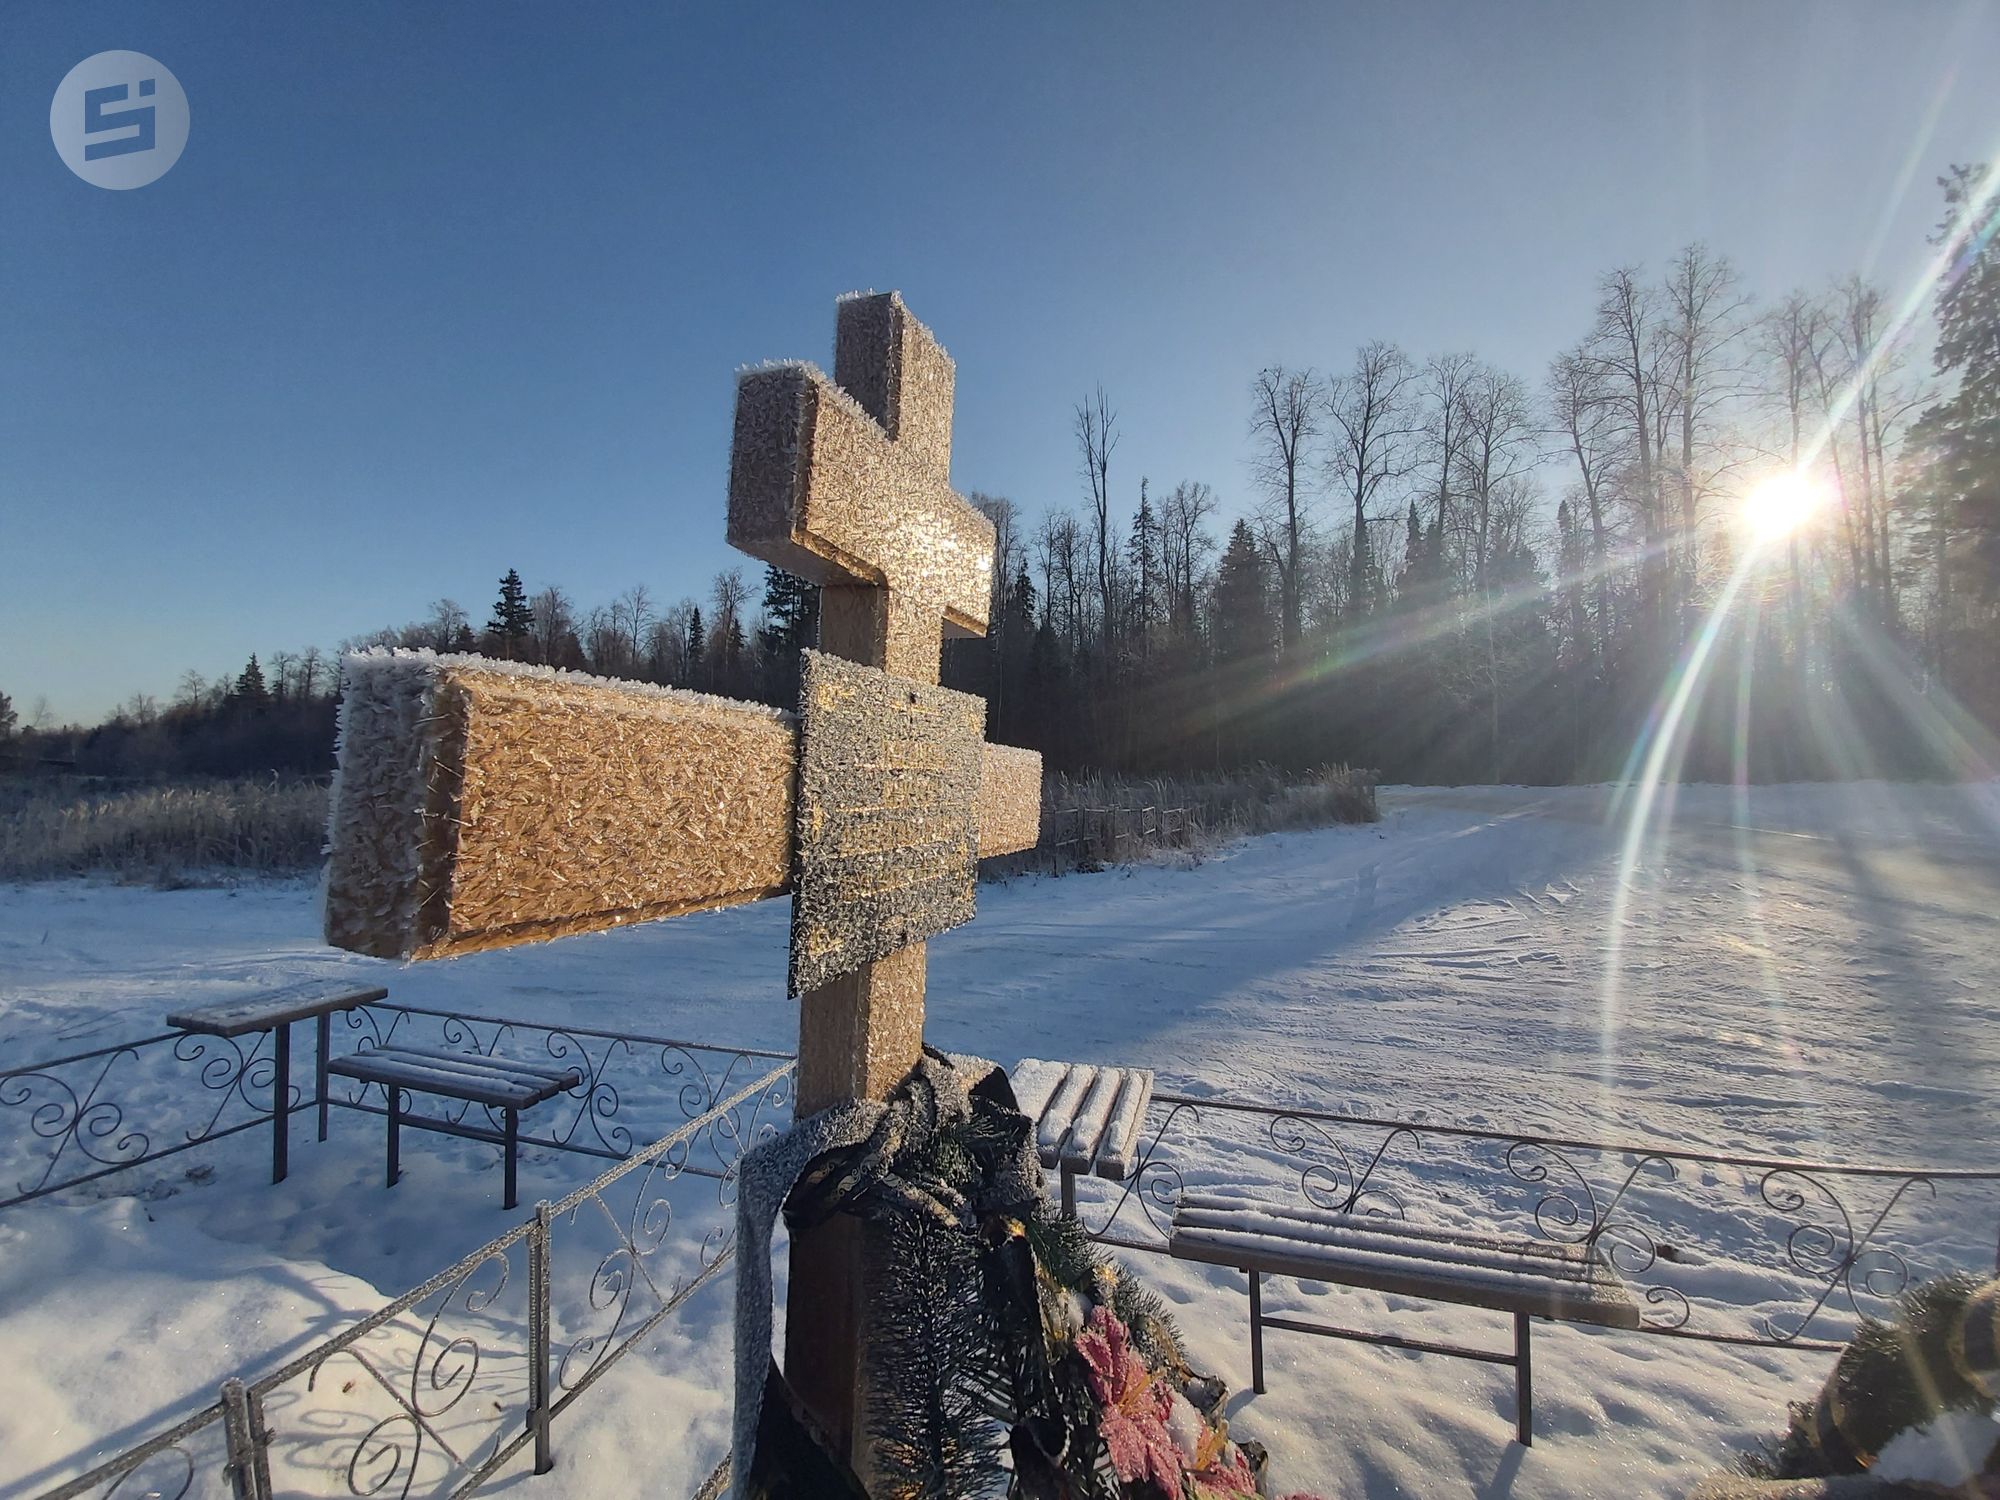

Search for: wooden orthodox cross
xmin=322 ymin=291 xmax=1040 ymax=1469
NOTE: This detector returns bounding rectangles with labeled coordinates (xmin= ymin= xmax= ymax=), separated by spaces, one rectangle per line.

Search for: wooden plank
xmin=1170 ymin=1222 xmax=1639 ymax=1328
xmin=327 ymin=1053 xmax=552 ymax=1109
xmin=1009 ymin=1059 xmax=1066 ymax=1123
xmin=1036 ymin=1064 xmax=1096 ymax=1163
xmin=1095 ymin=1070 xmax=1154 ymax=1182
xmin=168 ymin=982 xmax=389 ymax=1037
xmin=381 ymin=1044 xmax=582 ymax=1089
xmin=1060 ymin=1069 xmax=1124 ymax=1173
xmin=1176 ymin=1196 xmax=1595 ymax=1270
xmin=1170 ymin=1196 xmax=1639 ymax=1329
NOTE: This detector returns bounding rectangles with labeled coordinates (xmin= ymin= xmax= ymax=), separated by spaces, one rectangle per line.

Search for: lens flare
xmin=1741 ymin=472 xmax=1827 ymax=546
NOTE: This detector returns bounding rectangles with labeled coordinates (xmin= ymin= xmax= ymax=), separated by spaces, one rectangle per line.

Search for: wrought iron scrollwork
xmin=303 ymin=1245 xmax=517 ymax=1500
xmin=1274 ymin=1114 xmax=1419 ymax=1219
xmin=1 ymin=1049 xmax=149 ymax=1196
xmin=1079 ymin=1101 xmax=1199 ymax=1244
xmin=1759 ymin=1168 xmax=1935 ymax=1342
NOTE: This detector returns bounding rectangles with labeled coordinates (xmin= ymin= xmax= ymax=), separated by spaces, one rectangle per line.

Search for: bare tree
xmin=1660 ymin=244 xmax=1754 ymax=612
xmin=710 ymin=569 xmax=750 ymax=676
xmin=528 ymin=585 xmax=576 ymax=667
xmin=1324 ymin=342 xmax=1420 ymax=617
xmin=1456 ymin=363 xmax=1539 ymax=592
xmin=1420 ymin=352 xmax=1479 ymax=548
xmin=1073 ymin=388 xmax=1119 ymax=642
xmin=1160 ymin=480 xmax=1218 ymax=640
xmin=1587 ymin=267 xmax=1669 ymax=631
xmin=1546 ymin=346 xmax=1622 ymax=657
xmin=612 ymin=584 xmax=655 ymax=672
xmin=423 ymin=598 xmax=469 ymax=652
xmin=1762 ymin=291 xmax=1829 ymax=638
xmin=1036 ymin=508 xmax=1087 ymax=651
xmin=1455 ymin=363 xmax=1541 ymax=779
xmin=1248 ymin=367 xmax=1321 ymax=648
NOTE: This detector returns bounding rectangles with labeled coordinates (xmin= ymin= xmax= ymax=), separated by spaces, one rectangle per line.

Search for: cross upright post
xmin=728 ymin=291 xmax=995 ymax=1460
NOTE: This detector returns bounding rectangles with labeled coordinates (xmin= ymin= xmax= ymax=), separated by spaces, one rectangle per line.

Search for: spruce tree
xmin=0 ymin=690 xmax=14 ymax=742
xmin=1213 ymin=520 xmax=1274 ymax=661
xmin=756 ymin=566 xmax=818 ymax=703
xmin=1127 ymin=483 xmax=1160 ymax=646
xmin=486 ymin=569 xmax=535 ymax=659
xmin=1914 ymin=163 xmax=2000 ymax=708
xmin=684 ymin=605 xmax=705 ymax=690
xmin=231 ymin=655 xmax=271 ymax=712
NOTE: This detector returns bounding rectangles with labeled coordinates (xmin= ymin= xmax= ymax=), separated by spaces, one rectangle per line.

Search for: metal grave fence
xmin=29 ymin=1055 xmax=792 ymax=1500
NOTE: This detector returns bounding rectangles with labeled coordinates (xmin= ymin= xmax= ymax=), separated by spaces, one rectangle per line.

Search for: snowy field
xmin=3 ymin=782 xmax=1999 ymax=1499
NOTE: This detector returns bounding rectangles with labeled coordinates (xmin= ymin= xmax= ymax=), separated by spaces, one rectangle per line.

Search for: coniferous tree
xmin=486 ymin=569 xmax=535 ymax=659
xmin=757 ymin=565 xmax=819 ymax=706
xmin=0 ymin=690 xmax=14 ymax=743
xmin=231 ymin=655 xmax=271 ymax=712
xmin=1914 ymin=163 xmax=2000 ymax=710
xmin=684 ymin=605 xmax=705 ymax=692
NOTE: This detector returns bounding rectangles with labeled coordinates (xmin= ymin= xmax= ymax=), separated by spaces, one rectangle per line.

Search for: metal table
xmin=167 ymin=979 xmax=389 ymax=1183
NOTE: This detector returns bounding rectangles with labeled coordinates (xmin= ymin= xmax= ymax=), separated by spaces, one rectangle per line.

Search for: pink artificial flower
xmin=1076 ymin=1306 xmax=1184 ymax=1494
xmin=1190 ymin=1441 xmax=1259 ymax=1498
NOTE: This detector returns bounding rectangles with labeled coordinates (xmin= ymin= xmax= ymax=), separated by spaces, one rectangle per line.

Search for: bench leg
xmin=316 ymin=1012 xmax=331 ymax=1143
xmin=271 ymin=1023 xmax=291 ymax=1185
xmin=1060 ymin=1165 xmax=1076 ymax=1217
xmin=1249 ymin=1270 xmax=1266 ymax=1394
xmin=504 ymin=1108 xmax=519 ymax=1212
xmin=387 ymin=1087 xmax=401 ymax=1189
xmin=1514 ymin=1312 xmax=1533 ymax=1447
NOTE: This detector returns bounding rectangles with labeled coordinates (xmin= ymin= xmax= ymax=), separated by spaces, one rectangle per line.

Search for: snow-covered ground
xmin=4 ymin=782 xmax=1999 ymax=1499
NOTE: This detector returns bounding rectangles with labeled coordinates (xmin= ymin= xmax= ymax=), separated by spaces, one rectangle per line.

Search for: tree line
xmin=10 ymin=167 xmax=1997 ymax=786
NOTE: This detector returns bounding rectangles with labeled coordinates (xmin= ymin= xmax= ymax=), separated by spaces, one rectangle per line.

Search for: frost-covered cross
xmin=321 ymin=290 xmax=1040 ymax=1460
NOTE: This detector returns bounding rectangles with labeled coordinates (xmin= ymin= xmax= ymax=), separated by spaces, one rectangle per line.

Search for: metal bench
xmin=168 ymin=980 xmax=389 ymax=1184
xmin=1170 ymin=1193 xmax=1641 ymax=1445
xmin=327 ymin=1045 xmax=581 ymax=1210
xmin=1010 ymin=1058 xmax=1154 ymax=1215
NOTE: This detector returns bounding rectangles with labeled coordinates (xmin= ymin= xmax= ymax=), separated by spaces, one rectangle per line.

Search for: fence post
xmin=528 ymin=1200 xmax=555 ymax=1474
xmin=220 ymin=1379 xmax=271 ymax=1500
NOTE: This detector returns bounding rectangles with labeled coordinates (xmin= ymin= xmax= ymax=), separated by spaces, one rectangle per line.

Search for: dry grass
xmin=986 ymin=764 xmax=1378 ymax=879
xmin=0 ymin=778 xmax=328 ymax=884
xmin=0 ymin=761 xmax=1374 ymax=889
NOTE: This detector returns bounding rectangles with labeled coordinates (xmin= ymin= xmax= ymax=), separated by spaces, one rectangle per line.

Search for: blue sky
xmin=4 ymin=2 xmax=1997 ymax=723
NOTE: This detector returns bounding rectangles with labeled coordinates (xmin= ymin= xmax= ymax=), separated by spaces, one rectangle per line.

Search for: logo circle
xmin=50 ymin=51 xmax=189 ymax=190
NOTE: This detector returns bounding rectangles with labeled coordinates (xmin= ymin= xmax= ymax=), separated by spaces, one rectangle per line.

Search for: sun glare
xmin=1741 ymin=472 xmax=1827 ymax=546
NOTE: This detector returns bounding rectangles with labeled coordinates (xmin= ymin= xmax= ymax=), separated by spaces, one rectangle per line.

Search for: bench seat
xmin=1170 ymin=1191 xmax=1639 ymax=1446
xmin=1172 ymin=1194 xmax=1640 ymax=1329
xmin=327 ymin=1046 xmax=581 ymax=1209
xmin=329 ymin=1047 xmax=580 ymax=1109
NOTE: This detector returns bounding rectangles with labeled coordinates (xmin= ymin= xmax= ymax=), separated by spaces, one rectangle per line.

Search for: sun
xmin=1741 ymin=471 xmax=1828 ymax=546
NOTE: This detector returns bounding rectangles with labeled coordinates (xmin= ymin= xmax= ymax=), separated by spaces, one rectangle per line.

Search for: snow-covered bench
xmin=1170 ymin=1193 xmax=1642 ymax=1446
xmin=327 ymin=1045 xmax=581 ymax=1211
xmin=1010 ymin=1059 xmax=1154 ymax=1215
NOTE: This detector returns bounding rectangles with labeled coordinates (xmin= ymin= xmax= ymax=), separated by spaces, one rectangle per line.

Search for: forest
xmin=8 ymin=167 xmax=1997 ymax=788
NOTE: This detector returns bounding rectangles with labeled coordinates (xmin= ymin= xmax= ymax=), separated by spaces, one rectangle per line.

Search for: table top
xmin=1011 ymin=1058 xmax=1155 ymax=1182
xmin=167 ymin=980 xmax=390 ymax=1037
